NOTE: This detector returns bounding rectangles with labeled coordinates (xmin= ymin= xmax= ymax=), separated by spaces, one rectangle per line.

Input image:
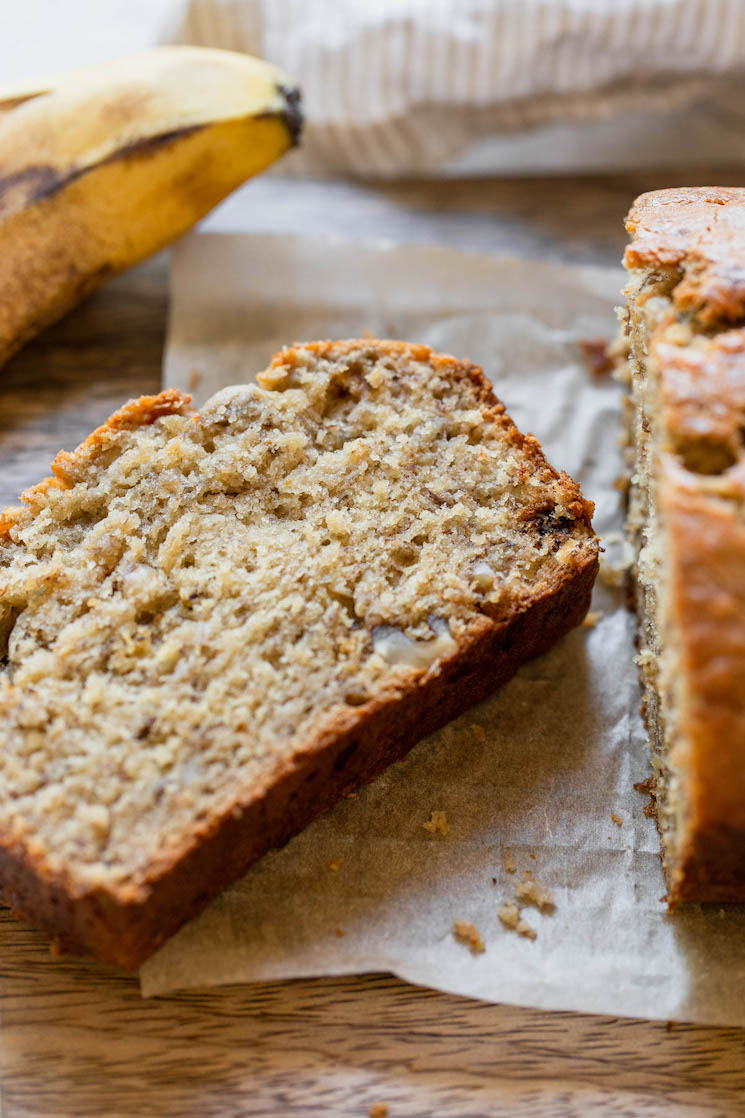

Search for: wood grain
xmin=0 ymin=256 xmax=167 ymax=508
xmin=3 ymin=910 xmax=745 ymax=1117
xmin=2 ymin=173 xmax=745 ymax=1117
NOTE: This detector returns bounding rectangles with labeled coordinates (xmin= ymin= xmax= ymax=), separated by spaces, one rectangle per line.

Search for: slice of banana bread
xmin=0 ymin=339 xmax=598 ymax=967
xmin=624 ymin=188 xmax=745 ymax=904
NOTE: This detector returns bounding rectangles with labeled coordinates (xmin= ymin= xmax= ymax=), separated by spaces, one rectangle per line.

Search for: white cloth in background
xmin=162 ymin=0 xmax=745 ymax=177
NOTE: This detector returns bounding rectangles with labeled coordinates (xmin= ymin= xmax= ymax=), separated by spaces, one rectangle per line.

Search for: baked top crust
xmin=625 ymin=186 xmax=745 ymax=325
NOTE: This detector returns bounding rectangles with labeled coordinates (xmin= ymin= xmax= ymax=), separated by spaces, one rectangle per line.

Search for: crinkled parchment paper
xmin=143 ymin=232 xmax=745 ymax=1024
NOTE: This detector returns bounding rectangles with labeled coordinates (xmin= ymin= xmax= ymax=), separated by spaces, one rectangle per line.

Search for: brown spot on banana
xmin=0 ymin=90 xmax=50 ymax=114
xmin=0 ymin=128 xmax=206 ymax=219
xmin=98 ymin=126 xmax=205 ymax=166
xmin=0 ymin=165 xmax=66 ymax=216
xmin=0 ymin=82 xmax=302 ymax=221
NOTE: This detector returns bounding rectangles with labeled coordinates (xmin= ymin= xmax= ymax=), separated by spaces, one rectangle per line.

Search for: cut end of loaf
xmin=0 ymin=339 xmax=598 ymax=965
xmin=623 ymin=191 xmax=745 ymax=905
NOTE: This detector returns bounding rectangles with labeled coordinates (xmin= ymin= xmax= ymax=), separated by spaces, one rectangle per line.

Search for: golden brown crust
xmin=660 ymin=466 xmax=745 ymax=904
xmin=0 ymin=347 xmax=598 ymax=967
xmin=625 ymin=187 xmax=745 ymax=326
xmin=271 ymin=340 xmax=595 ymax=530
xmin=49 ymin=388 xmax=193 ymax=483
xmin=626 ymin=188 xmax=745 ymax=904
xmin=654 ymin=329 xmax=745 ymax=474
xmin=0 ymin=390 xmax=192 ymax=540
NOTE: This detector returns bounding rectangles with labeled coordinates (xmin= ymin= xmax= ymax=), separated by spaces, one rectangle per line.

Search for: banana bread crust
xmin=625 ymin=186 xmax=745 ymax=325
xmin=625 ymin=190 xmax=745 ymax=904
xmin=0 ymin=341 xmax=598 ymax=967
xmin=0 ymin=565 xmax=594 ymax=967
xmin=661 ymin=473 xmax=745 ymax=903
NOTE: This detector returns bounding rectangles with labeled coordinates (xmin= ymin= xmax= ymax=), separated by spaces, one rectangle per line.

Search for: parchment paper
xmin=143 ymin=232 xmax=745 ymax=1024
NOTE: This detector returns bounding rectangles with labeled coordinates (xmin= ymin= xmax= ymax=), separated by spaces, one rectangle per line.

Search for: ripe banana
xmin=0 ymin=46 xmax=302 ymax=367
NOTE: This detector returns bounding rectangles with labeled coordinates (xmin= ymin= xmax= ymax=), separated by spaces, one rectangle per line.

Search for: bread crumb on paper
xmin=599 ymin=543 xmax=634 ymax=588
xmin=471 ymin=723 xmax=487 ymax=743
xmin=611 ymin=813 xmax=623 ymax=827
xmin=582 ymin=610 xmax=603 ymax=629
xmin=634 ymin=777 xmax=658 ymax=820
xmin=453 ymin=920 xmax=485 ymax=954
xmin=504 ymin=848 xmax=516 ymax=874
xmin=513 ymin=872 xmax=555 ymax=912
xmin=423 ymin=810 xmax=450 ymax=837
xmin=598 ymin=531 xmax=634 ymax=587
xmin=498 ymin=902 xmax=520 ymax=928
xmin=369 ymin=1104 xmax=389 ymax=1118
xmin=579 ymin=336 xmax=614 ymax=376
xmin=497 ymin=902 xmax=537 ymax=941
xmin=335 ymin=927 xmax=345 ymax=937
xmin=328 ymin=859 xmax=342 ymax=872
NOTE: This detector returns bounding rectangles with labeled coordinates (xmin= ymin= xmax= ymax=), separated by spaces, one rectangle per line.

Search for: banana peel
xmin=0 ymin=46 xmax=302 ymax=366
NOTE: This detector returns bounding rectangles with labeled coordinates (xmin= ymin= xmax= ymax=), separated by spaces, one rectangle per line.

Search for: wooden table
xmin=2 ymin=171 xmax=745 ymax=1117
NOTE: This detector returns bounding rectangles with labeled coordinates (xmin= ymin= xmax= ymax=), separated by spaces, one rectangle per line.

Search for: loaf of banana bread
xmin=0 ymin=339 xmax=598 ymax=966
xmin=624 ymin=188 xmax=745 ymax=904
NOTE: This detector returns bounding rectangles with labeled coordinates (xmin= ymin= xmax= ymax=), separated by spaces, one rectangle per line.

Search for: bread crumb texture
xmin=369 ymin=1104 xmax=389 ymax=1118
xmin=0 ymin=340 xmax=596 ymax=894
xmin=579 ymin=336 xmax=614 ymax=377
xmin=513 ymin=870 xmax=555 ymax=911
xmin=453 ymin=920 xmax=486 ymax=954
xmin=504 ymin=848 xmax=516 ymax=874
xmin=423 ymin=810 xmax=450 ymax=837
xmin=497 ymin=902 xmax=537 ymax=941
